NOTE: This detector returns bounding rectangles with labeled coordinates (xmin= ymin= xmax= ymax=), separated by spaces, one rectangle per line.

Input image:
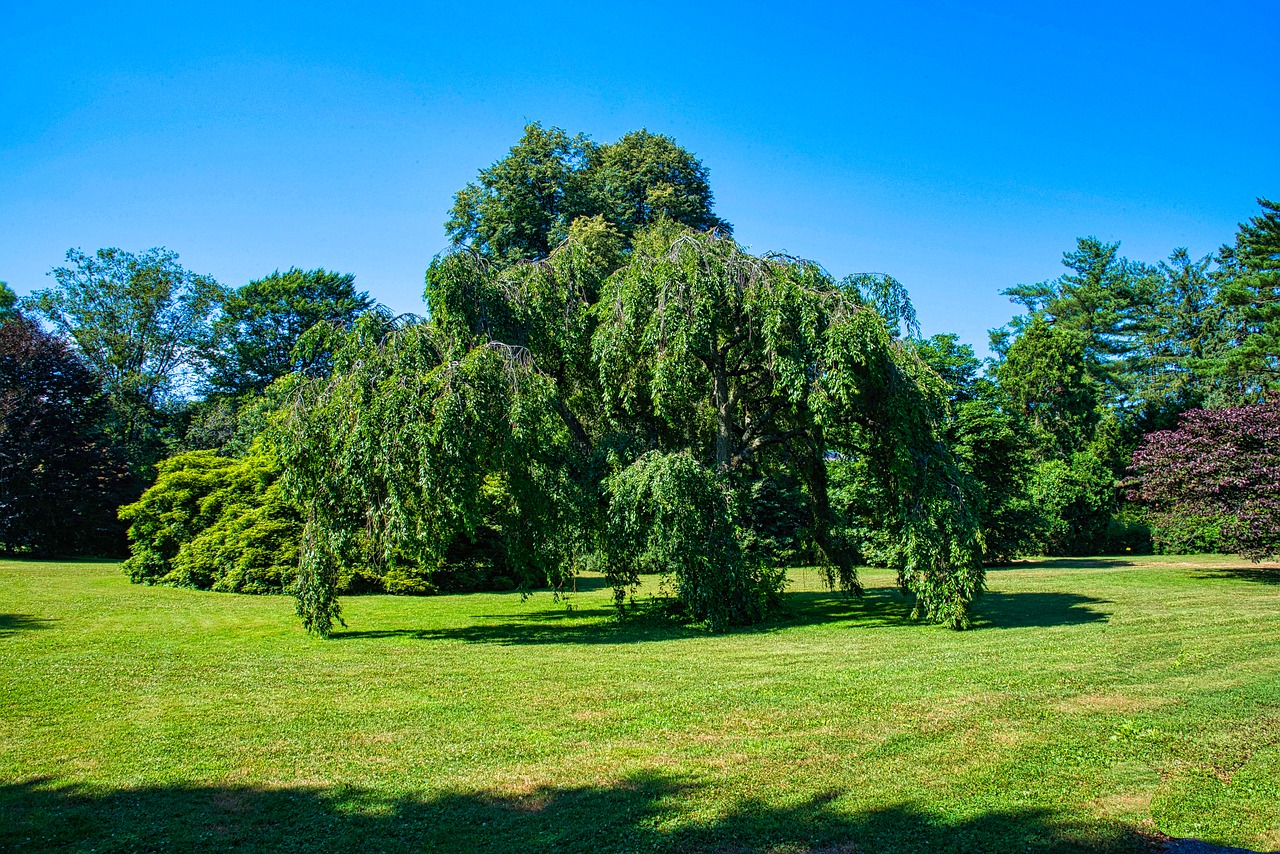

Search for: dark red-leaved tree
xmin=0 ymin=316 xmax=129 ymax=555
xmin=1129 ymin=394 xmax=1280 ymax=560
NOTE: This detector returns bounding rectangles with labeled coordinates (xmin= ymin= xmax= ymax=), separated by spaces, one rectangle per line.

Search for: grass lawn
xmin=1 ymin=555 xmax=1278 ymax=853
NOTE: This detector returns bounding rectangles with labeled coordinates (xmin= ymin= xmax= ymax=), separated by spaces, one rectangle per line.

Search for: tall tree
xmin=1000 ymin=238 xmax=1150 ymax=400
xmin=0 ymin=317 xmax=128 ymax=554
xmin=278 ymin=226 xmax=984 ymax=635
xmin=996 ymin=317 xmax=1099 ymax=458
xmin=446 ymin=123 xmax=599 ymax=263
xmin=23 ymin=248 xmax=222 ymax=473
xmin=1129 ymin=248 xmax=1217 ymax=426
xmin=204 ymin=267 xmax=373 ymax=396
xmin=445 ymin=123 xmax=729 ymax=264
xmin=593 ymin=129 xmax=729 ymax=240
xmin=1208 ymin=198 xmax=1280 ymax=403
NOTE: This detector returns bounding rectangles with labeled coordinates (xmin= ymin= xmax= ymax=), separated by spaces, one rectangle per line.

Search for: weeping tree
xmin=594 ymin=227 xmax=981 ymax=623
xmin=277 ymin=223 xmax=983 ymax=635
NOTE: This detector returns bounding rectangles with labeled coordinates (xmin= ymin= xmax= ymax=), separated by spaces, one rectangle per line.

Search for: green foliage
xmin=1209 ymin=198 xmax=1280 ymax=402
xmin=445 ymin=123 xmax=727 ymax=264
xmin=446 ymin=123 xmax=601 ymax=263
xmin=275 ymin=312 xmax=588 ymax=635
xmin=1147 ymin=511 xmax=1226 ymax=555
xmin=604 ymin=451 xmax=780 ymax=630
xmin=0 ymin=282 xmax=17 ymax=320
xmin=596 ymin=228 xmax=983 ymax=627
xmin=843 ymin=273 xmax=920 ymax=339
xmin=908 ymin=335 xmax=1038 ymax=564
xmin=997 ymin=317 xmax=1099 ymax=458
xmin=593 ymin=129 xmax=729 ymax=240
xmin=282 ymin=222 xmax=985 ymax=633
xmin=22 ymin=247 xmax=222 ymax=476
xmin=1000 ymin=237 xmax=1152 ymax=399
xmin=119 ymin=448 xmax=301 ymax=593
xmin=949 ymin=396 xmax=1039 ymax=563
xmin=25 ymin=247 xmax=222 ymax=407
xmin=1129 ymin=248 xmax=1217 ymax=422
xmin=205 ymin=267 xmax=373 ymax=396
xmin=1027 ymin=452 xmax=1115 ymax=556
xmin=910 ymin=334 xmax=979 ymax=396
xmin=984 ymin=212 xmax=1280 ymax=556
xmin=734 ymin=473 xmax=812 ymax=568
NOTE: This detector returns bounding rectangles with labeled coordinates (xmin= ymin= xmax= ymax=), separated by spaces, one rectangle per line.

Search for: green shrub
xmin=119 ymin=448 xmax=302 ymax=593
xmin=1148 ymin=512 xmax=1227 ymax=555
xmin=1027 ymin=452 xmax=1115 ymax=556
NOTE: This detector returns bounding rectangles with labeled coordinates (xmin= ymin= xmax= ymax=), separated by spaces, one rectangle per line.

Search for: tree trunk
xmin=712 ymin=360 xmax=734 ymax=469
xmin=796 ymin=429 xmax=862 ymax=595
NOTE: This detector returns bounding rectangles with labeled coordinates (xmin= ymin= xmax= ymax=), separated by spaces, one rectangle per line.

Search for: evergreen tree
xmin=1208 ymin=198 xmax=1280 ymax=403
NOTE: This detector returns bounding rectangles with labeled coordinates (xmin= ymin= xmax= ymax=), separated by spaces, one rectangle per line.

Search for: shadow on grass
xmin=774 ymin=588 xmax=1111 ymax=632
xmin=999 ymin=558 xmax=1137 ymax=571
xmin=335 ymin=585 xmax=928 ymax=645
xmin=554 ymin=574 xmax=612 ymax=593
xmin=332 ymin=613 xmax=698 ymax=646
xmin=0 ymin=613 xmax=56 ymax=637
xmin=1192 ymin=566 xmax=1280 ymax=586
xmin=0 ymin=772 xmax=1170 ymax=854
xmin=970 ymin=591 xmax=1111 ymax=629
xmin=334 ymin=585 xmax=1109 ymax=645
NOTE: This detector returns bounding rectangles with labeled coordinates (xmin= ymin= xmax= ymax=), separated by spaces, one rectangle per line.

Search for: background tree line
xmin=2 ymin=123 xmax=1276 ymax=634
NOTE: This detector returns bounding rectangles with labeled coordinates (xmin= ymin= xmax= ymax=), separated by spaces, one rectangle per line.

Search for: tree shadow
xmin=969 ymin=592 xmax=1112 ymax=629
xmin=334 ymin=583 xmax=1111 ymax=645
xmin=773 ymin=588 xmax=1111 ymax=632
xmin=556 ymin=574 xmax=612 ymax=592
xmin=766 ymin=587 xmax=919 ymax=630
xmin=332 ymin=607 xmax=700 ymax=646
xmin=0 ymin=772 xmax=1179 ymax=853
xmin=1192 ymin=566 xmax=1280 ymax=586
xmin=0 ymin=613 xmax=56 ymax=637
xmin=999 ymin=558 xmax=1137 ymax=571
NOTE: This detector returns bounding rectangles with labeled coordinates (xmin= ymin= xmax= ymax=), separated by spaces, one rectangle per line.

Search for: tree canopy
xmin=25 ymin=248 xmax=222 ymax=407
xmin=276 ymin=223 xmax=984 ymax=635
xmin=23 ymin=247 xmax=222 ymax=475
xmin=204 ymin=267 xmax=373 ymax=396
xmin=1130 ymin=395 xmax=1280 ymax=560
xmin=0 ymin=282 xmax=17 ymax=320
xmin=1212 ymin=198 xmax=1280 ymax=402
xmin=0 ymin=316 xmax=128 ymax=555
xmin=446 ymin=123 xmax=728 ymax=264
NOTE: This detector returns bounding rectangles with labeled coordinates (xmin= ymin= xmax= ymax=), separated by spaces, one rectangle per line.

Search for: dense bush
xmin=119 ymin=449 xmax=301 ymax=593
xmin=1130 ymin=395 xmax=1280 ymax=560
xmin=1027 ymin=452 xmax=1115 ymax=556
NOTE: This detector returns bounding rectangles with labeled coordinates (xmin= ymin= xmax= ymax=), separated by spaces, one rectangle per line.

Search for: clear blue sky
xmin=3 ymin=1 xmax=1277 ymax=355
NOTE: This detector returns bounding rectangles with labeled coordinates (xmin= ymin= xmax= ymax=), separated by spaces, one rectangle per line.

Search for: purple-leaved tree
xmin=1130 ymin=394 xmax=1280 ymax=560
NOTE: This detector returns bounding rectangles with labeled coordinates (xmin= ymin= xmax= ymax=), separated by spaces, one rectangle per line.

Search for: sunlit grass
xmin=1 ymin=555 xmax=1277 ymax=852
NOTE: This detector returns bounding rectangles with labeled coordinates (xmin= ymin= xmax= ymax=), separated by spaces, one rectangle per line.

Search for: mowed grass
xmin=1 ymin=556 xmax=1278 ymax=853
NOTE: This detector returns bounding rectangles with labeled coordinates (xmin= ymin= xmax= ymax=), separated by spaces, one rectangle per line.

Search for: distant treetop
xmin=445 ymin=122 xmax=729 ymax=263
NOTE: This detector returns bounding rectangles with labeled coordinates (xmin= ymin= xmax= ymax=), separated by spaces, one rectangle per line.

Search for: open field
xmin=1 ymin=555 xmax=1278 ymax=852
